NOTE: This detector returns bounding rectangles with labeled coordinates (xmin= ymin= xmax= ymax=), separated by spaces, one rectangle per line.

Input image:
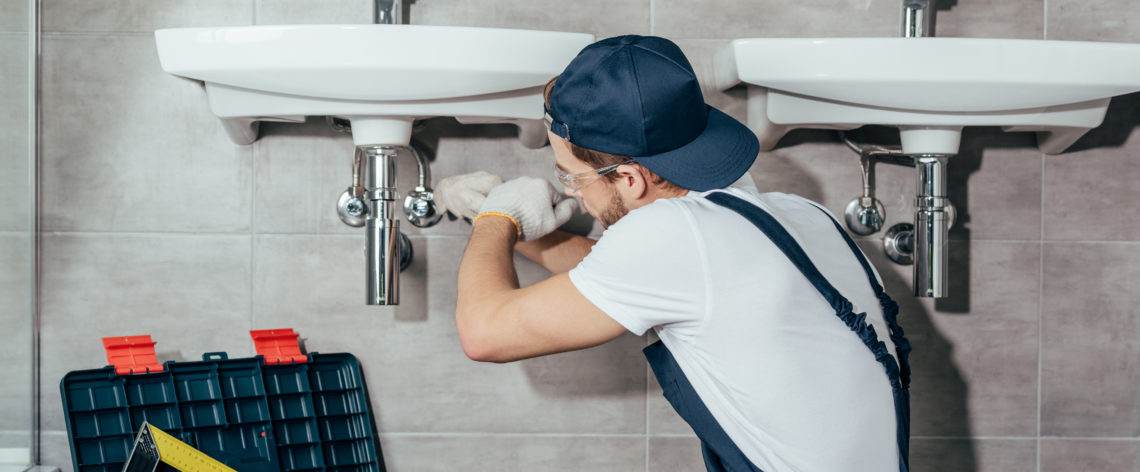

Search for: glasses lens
xmin=554 ymin=165 xmax=577 ymax=190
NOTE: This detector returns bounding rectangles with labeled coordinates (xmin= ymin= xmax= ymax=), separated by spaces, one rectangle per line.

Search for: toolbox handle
xmin=202 ymin=352 xmax=229 ymax=361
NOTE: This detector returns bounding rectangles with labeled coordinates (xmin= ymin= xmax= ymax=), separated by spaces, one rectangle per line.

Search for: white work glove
xmin=433 ymin=171 xmax=504 ymax=220
xmin=478 ymin=177 xmax=578 ymax=242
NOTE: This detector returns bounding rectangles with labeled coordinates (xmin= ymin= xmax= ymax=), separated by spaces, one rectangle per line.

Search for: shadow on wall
xmin=938 ymin=90 xmax=1140 ymax=317
xmin=870 ymin=245 xmax=977 ymax=471
xmin=1067 ymin=91 xmax=1140 ymax=152
xmin=520 ymin=333 xmax=648 ymax=397
xmin=938 ymin=126 xmax=1038 ymax=313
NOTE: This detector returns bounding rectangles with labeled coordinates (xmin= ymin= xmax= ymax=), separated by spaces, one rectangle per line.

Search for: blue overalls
xmin=644 ymin=192 xmax=913 ymax=472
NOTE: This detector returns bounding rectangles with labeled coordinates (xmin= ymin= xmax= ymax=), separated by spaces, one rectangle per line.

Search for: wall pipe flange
xmin=884 ymin=223 xmax=915 ymax=265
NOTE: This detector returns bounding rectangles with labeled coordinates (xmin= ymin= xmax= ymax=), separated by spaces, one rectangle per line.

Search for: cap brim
xmin=632 ymin=106 xmax=759 ymax=192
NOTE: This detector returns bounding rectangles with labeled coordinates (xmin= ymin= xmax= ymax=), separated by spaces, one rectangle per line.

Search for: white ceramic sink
xmin=155 ymin=25 xmax=594 ymax=146
xmin=715 ymin=38 xmax=1140 ymax=154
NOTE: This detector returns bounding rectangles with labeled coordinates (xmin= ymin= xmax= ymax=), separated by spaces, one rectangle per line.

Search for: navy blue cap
xmin=547 ymin=35 xmax=759 ymax=191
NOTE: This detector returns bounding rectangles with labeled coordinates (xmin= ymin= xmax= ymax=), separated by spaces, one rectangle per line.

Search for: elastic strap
xmin=473 ymin=212 xmax=521 ymax=240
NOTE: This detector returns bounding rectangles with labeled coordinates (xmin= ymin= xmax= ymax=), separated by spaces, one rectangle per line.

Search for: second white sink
xmin=715 ymin=37 xmax=1140 ymax=154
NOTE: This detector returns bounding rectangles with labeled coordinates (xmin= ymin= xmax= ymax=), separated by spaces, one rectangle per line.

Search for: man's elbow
xmin=456 ymin=307 xmax=513 ymax=363
xmin=459 ymin=338 xmax=511 ymax=363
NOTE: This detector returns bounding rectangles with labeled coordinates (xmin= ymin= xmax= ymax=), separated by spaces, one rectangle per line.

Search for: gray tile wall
xmin=0 ymin=0 xmax=29 ymax=32
xmin=0 ymin=33 xmax=30 ymax=232
xmin=36 ymin=0 xmax=1140 ymax=471
xmin=0 ymin=233 xmax=32 ymax=433
xmin=2 ymin=0 xmax=33 ymax=451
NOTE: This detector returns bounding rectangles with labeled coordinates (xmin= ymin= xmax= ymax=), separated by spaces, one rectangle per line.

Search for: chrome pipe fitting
xmin=337 ymin=147 xmax=369 ymax=227
xmin=884 ymin=223 xmax=916 ymax=265
xmin=913 ymin=155 xmax=952 ymax=298
xmin=901 ymin=0 xmax=934 ymax=37
xmin=343 ymin=143 xmax=438 ymax=305
xmin=840 ymin=131 xmax=954 ymax=298
xmin=845 ymin=152 xmax=886 ymax=235
xmin=364 ymin=145 xmax=402 ymax=306
xmin=375 ymin=0 xmax=402 ymax=24
xmin=403 ymin=144 xmax=444 ymax=228
xmin=839 ymin=132 xmax=911 ymax=236
xmin=333 ymin=121 xmax=442 ymax=228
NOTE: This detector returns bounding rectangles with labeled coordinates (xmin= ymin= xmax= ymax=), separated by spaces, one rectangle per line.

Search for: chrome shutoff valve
xmin=337 ymin=186 xmax=368 ymax=227
xmin=404 ymin=186 xmax=443 ymax=228
xmin=844 ymin=197 xmax=886 ymax=235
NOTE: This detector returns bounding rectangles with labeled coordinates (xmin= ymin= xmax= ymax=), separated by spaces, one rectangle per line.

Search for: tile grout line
xmin=41 ymin=31 xmax=153 ymax=37
xmin=37 ymin=428 xmax=700 ymax=439
xmin=250 ymin=127 xmax=258 ymax=344
xmin=645 ymin=363 xmax=650 ymax=472
xmin=33 ymin=5 xmax=42 ymax=459
xmin=1037 ymin=149 xmax=1046 ymax=472
xmin=378 ymin=432 xmax=659 ymax=438
xmin=913 ymin=435 xmax=1038 ymax=441
xmin=35 ymin=426 xmax=1140 ymax=441
xmin=39 ymin=427 xmax=699 ymax=439
xmin=249 ymin=0 xmax=258 ymax=344
xmin=248 ymin=0 xmax=257 ymax=345
xmin=249 ymin=0 xmax=257 ymax=343
xmin=35 ymin=230 xmax=480 ymax=239
xmin=40 ymin=229 xmax=1140 ymax=245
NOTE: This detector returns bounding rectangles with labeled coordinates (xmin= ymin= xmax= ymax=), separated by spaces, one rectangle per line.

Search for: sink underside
xmin=155 ymin=25 xmax=595 ymax=146
xmin=715 ymin=37 xmax=1140 ymax=154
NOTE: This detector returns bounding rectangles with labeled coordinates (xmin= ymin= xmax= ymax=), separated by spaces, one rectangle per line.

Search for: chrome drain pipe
xmin=913 ymin=155 xmax=951 ymax=298
xmin=364 ymin=145 xmax=402 ymax=305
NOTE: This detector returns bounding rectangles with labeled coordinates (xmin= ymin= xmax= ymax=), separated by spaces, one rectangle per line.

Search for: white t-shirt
xmin=568 ymin=186 xmax=901 ymax=472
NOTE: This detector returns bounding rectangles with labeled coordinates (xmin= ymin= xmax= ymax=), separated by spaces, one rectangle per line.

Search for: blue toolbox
xmin=60 ymin=329 xmax=386 ymax=472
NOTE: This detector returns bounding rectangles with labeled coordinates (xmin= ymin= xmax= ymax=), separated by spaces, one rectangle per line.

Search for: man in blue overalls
xmin=447 ymin=35 xmax=911 ymax=471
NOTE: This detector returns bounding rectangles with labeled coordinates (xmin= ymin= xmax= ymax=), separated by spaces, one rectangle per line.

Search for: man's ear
xmin=614 ymin=164 xmax=648 ymax=200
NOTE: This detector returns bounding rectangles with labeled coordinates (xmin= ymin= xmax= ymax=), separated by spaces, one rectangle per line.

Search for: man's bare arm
xmin=456 ymin=218 xmax=625 ymax=363
xmin=514 ymin=230 xmax=597 ymax=274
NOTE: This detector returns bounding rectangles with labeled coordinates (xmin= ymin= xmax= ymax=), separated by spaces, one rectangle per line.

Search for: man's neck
xmin=628 ymin=185 xmax=691 ymax=210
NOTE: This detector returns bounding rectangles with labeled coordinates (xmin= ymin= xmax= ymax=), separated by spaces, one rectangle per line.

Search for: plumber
xmin=438 ymin=35 xmax=912 ymax=472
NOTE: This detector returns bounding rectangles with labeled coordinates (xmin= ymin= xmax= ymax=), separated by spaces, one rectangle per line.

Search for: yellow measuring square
xmin=122 ymin=421 xmax=237 ymax=472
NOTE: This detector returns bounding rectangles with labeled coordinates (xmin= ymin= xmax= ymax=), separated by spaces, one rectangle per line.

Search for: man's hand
xmin=479 ymin=177 xmax=578 ymax=242
xmin=434 ymin=171 xmax=503 ymax=220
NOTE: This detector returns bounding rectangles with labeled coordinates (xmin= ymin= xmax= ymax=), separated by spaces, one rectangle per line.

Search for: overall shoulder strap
xmin=805 ymin=201 xmax=912 ymax=386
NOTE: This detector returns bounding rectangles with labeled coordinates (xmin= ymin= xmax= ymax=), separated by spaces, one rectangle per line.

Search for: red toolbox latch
xmin=250 ymin=328 xmax=308 ymax=364
xmin=102 ymin=335 xmax=164 ymax=375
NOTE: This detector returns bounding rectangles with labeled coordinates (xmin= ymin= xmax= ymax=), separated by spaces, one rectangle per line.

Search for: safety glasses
xmin=554 ymin=160 xmax=634 ymax=191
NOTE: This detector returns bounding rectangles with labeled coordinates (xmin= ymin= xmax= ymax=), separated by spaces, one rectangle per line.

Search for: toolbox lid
xmin=61 ymin=332 xmax=384 ymax=472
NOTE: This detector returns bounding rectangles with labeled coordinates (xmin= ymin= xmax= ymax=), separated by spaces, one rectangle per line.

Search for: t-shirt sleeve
xmin=568 ymin=199 xmax=708 ymax=336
